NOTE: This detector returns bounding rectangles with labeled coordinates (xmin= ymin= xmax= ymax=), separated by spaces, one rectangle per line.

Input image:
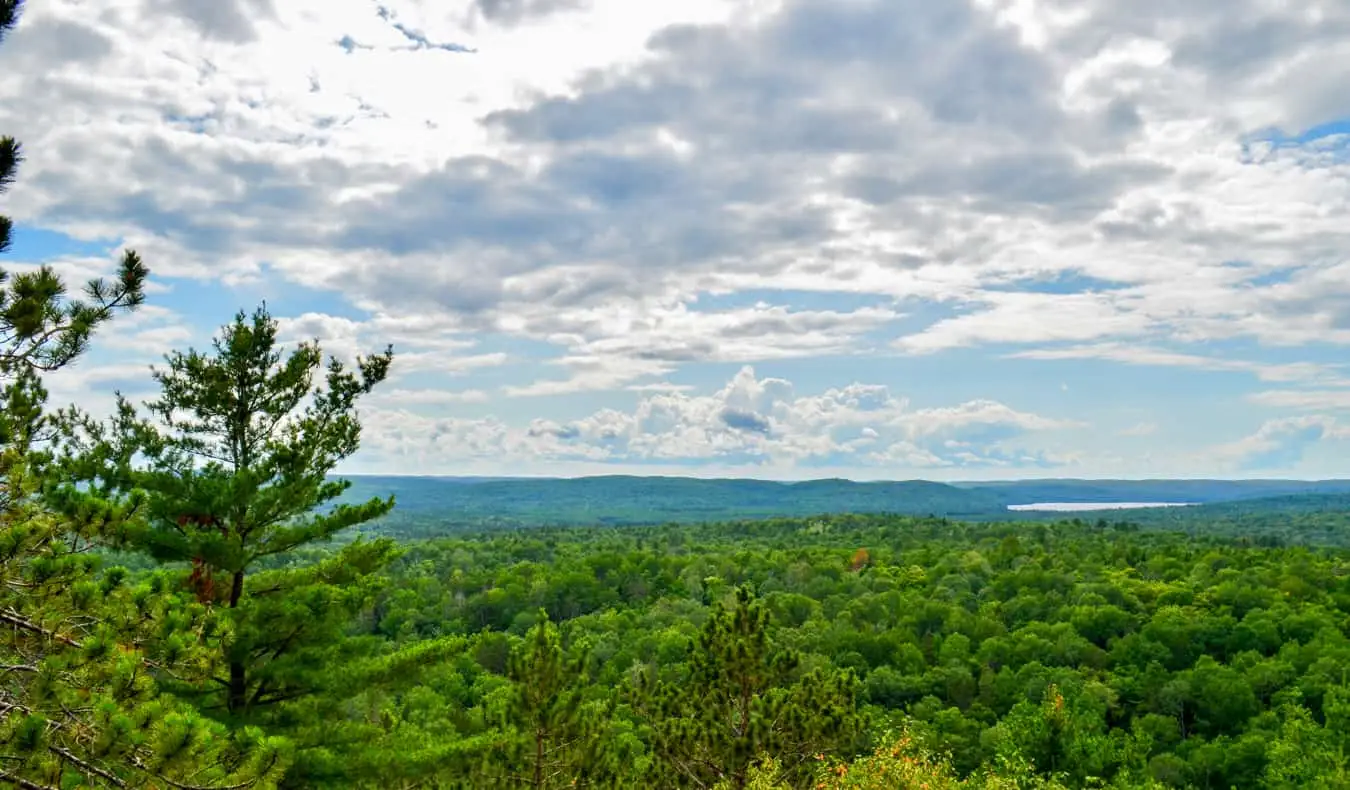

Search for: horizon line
xmin=335 ymin=473 xmax=1350 ymax=484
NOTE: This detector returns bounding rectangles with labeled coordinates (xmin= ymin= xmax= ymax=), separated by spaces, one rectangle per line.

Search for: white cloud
xmin=1118 ymin=421 xmax=1158 ymax=437
xmin=895 ymin=292 xmax=1154 ymax=354
xmin=369 ymin=388 xmax=491 ymax=407
xmin=356 ymin=365 xmax=1083 ymax=473
xmin=1208 ymin=414 xmax=1350 ymax=471
xmin=1248 ymin=389 xmax=1350 ymax=411
xmin=1009 ymin=343 xmax=1350 ymax=385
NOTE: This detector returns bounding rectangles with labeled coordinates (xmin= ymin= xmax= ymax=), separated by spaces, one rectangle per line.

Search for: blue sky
xmin=4 ymin=0 xmax=1350 ymax=479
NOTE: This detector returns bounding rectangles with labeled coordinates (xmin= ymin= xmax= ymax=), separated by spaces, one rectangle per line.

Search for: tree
xmin=1 ymin=6 xmax=283 ymax=786
xmin=481 ymin=614 xmax=618 ymax=788
xmin=63 ymin=305 xmax=449 ymax=785
xmin=1 ymin=370 xmax=286 ymax=788
xmin=634 ymin=586 xmax=863 ymax=789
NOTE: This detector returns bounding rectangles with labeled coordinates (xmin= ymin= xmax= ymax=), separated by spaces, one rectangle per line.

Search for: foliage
xmin=345 ymin=513 xmax=1350 ymax=788
xmin=472 ymin=613 xmax=621 ymax=788
xmin=1 ymin=370 xmax=286 ymax=788
xmin=730 ymin=729 xmax=1080 ymax=790
xmin=56 ymin=305 xmax=460 ymax=786
xmin=631 ymin=586 xmax=863 ymax=789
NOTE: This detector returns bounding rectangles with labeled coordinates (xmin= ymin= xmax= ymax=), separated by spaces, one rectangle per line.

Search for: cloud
xmin=471 ymin=0 xmax=588 ymax=28
xmin=356 ymin=365 xmax=1083 ymax=473
xmin=12 ymin=0 xmax=1346 ymax=362
xmin=1248 ymin=390 xmax=1350 ymax=411
xmin=370 ymin=388 xmax=491 ymax=407
xmin=896 ymin=293 xmax=1154 ymax=354
xmin=1009 ymin=343 xmax=1350 ymax=385
xmin=1210 ymin=415 xmax=1350 ymax=471
xmin=500 ymin=302 xmax=901 ymax=395
xmin=151 ymin=0 xmax=276 ymax=43
xmin=720 ymin=407 xmax=771 ymax=434
xmin=1118 ymin=422 xmax=1158 ymax=437
xmin=272 ymin=311 xmax=508 ymax=380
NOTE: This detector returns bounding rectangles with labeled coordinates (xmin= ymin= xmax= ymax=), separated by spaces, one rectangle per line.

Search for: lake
xmin=1006 ymin=502 xmax=1197 ymax=512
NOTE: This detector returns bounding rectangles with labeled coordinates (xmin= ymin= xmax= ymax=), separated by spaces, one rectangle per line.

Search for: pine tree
xmin=633 ymin=586 xmax=863 ymax=790
xmin=1 ymin=378 xmax=286 ymax=786
xmin=62 ymin=304 xmax=455 ymax=785
xmin=1 ymin=5 xmax=283 ymax=785
xmin=482 ymin=613 xmax=619 ymax=788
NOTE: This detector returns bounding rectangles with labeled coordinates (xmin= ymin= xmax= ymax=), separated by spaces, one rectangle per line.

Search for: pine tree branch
xmin=0 ymin=608 xmax=82 ymax=648
xmin=0 ymin=770 xmax=59 ymax=790
xmin=128 ymin=756 xmax=262 ymax=790
xmin=48 ymin=745 xmax=126 ymax=787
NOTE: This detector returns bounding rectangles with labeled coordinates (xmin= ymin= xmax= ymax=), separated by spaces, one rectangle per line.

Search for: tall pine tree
xmin=63 ymin=304 xmax=454 ymax=786
xmin=1 ymin=4 xmax=283 ymax=786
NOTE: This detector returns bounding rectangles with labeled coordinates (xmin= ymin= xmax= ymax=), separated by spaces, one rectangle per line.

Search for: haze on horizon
xmin=2 ymin=0 xmax=1349 ymax=480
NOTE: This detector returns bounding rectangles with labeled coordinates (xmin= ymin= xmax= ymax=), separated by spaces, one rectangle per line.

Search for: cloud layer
xmin=4 ymin=0 xmax=1350 ymax=476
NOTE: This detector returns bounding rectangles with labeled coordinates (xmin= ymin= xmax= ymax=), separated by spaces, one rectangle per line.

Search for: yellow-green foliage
xmin=721 ymin=729 xmax=1074 ymax=790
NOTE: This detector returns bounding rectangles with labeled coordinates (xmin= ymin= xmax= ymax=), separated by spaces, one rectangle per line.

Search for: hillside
xmin=337 ymin=474 xmax=1350 ymax=536
xmin=340 ymin=475 xmax=1013 ymax=531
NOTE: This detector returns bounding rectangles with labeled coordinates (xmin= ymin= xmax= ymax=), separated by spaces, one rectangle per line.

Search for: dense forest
xmin=336 ymin=474 xmax=1350 ymax=548
xmin=324 ymin=473 xmax=1350 ymax=536
xmin=7 ymin=3 xmax=1350 ymax=788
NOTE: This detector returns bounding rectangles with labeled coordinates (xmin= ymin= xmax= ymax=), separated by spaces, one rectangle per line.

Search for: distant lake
xmin=1007 ymin=502 xmax=1197 ymax=512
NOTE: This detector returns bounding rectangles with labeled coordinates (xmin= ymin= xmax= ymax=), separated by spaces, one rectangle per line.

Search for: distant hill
xmin=338 ymin=475 xmax=1011 ymax=529
xmin=329 ymin=474 xmax=1350 ymax=535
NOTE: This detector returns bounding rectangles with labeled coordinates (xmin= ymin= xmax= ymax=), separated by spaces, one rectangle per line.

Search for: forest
xmin=7 ymin=4 xmax=1350 ymax=789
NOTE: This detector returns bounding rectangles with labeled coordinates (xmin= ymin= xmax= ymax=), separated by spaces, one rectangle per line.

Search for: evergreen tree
xmin=62 ymin=305 xmax=451 ymax=785
xmin=1 ymin=374 xmax=285 ymax=787
xmin=1 ymin=5 xmax=283 ymax=785
xmin=481 ymin=613 xmax=619 ymax=788
xmin=633 ymin=586 xmax=863 ymax=790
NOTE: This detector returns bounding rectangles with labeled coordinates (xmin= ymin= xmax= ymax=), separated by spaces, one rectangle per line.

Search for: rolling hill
xmin=332 ymin=474 xmax=1350 ymax=535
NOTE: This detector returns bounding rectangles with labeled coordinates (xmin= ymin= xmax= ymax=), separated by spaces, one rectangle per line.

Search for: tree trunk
xmin=534 ymin=726 xmax=544 ymax=789
xmin=228 ymin=569 xmax=246 ymax=713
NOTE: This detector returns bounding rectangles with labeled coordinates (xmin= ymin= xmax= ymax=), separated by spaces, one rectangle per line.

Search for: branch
xmin=0 ymin=770 xmax=58 ymax=790
xmin=129 ymin=756 xmax=264 ymax=790
xmin=48 ymin=746 xmax=126 ymax=787
xmin=0 ymin=609 xmax=82 ymax=648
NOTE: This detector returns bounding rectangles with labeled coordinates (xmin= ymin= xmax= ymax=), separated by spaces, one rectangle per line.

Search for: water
xmin=1007 ymin=501 xmax=1197 ymax=512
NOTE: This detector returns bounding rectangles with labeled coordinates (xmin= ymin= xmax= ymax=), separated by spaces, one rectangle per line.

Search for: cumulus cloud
xmin=356 ymin=365 xmax=1083 ymax=473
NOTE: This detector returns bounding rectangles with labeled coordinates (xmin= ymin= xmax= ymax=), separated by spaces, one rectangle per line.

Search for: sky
xmin=2 ymin=0 xmax=1350 ymax=480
